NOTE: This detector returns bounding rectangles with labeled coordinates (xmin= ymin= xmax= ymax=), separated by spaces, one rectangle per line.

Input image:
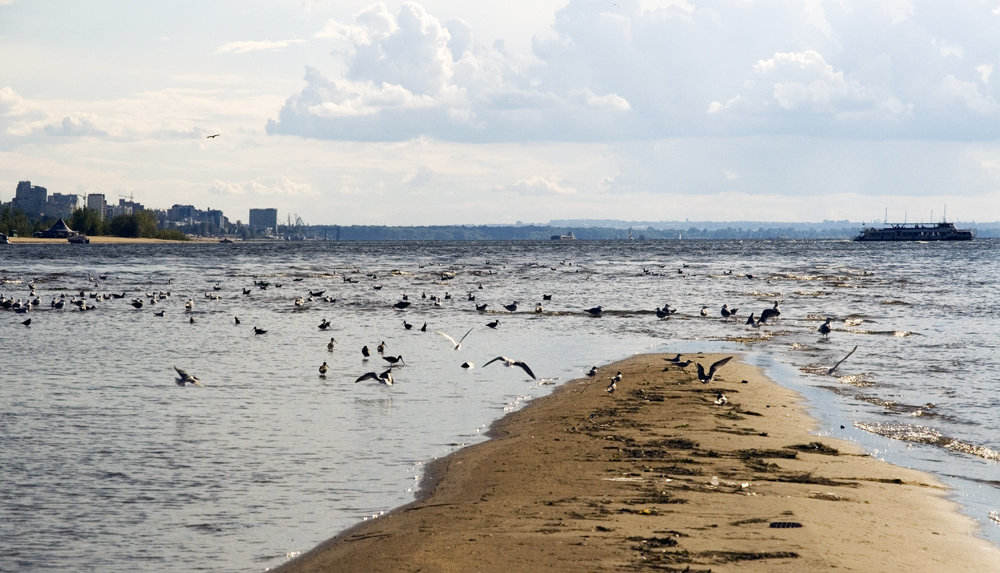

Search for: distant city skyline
xmin=3 ymin=2 xmax=1000 ymax=224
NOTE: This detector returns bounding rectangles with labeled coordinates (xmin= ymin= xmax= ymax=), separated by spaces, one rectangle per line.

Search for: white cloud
xmin=507 ymin=175 xmax=576 ymax=195
xmin=43 ymin=115 xmax=107 ymax=137
xmin=402 ymin=165 xmax=434 ymax=186
xmin=941 ymin=74 xmax=1000 ymax=115
xmin=215 ymin=39 xmax=306 ymax=55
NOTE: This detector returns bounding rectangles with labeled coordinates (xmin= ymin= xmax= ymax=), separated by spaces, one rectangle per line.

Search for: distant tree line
xmin=0 ymin=205 xmax=187 ymax=240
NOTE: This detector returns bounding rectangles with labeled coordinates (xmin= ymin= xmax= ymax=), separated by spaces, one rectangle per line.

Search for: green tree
xmin=69 ymin=207 xmax=105 ymax=235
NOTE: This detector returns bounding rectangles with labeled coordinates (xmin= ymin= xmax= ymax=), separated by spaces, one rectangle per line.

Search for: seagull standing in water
xmin=696 ymin=356 xmax=733 ymax=383
xmin=319 ymin=361 xmax=329 ymax=377
xmin=483 ymin=356 xmax=536 ymax=379
xmin=819 ymin=317 xmax=833 ymax=338
xmin=327 ymin=337 xmax=337 ymax=351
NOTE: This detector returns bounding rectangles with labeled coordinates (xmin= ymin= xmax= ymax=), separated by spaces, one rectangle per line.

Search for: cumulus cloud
xmin=402 ymin=165 xmax=434 ymax=186
xmin=209 ymin=177 xmax=317 ymax=197
xmin=507 ymin=175 xmax=576 ymax=195
xmin=44 ymin=115 xmax=107 ymax=137
xmin=265 ymin=0 xmax=1000 ymax=143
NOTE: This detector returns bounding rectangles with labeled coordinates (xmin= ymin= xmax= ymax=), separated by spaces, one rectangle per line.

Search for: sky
xmin=3 ymin=0 xmax=1000 ymax=226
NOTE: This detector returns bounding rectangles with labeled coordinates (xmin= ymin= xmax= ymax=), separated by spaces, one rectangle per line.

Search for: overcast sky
xmin=3 ymin=0 xmax=1000 ymax=225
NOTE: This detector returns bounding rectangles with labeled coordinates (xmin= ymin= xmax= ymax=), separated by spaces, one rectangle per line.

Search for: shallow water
xmin=1 ymin=239 xmax=997 ymax=571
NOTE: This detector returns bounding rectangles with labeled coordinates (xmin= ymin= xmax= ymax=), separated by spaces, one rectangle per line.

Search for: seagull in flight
xmin=355 ymin=368 xmax=394 ymax=385
xmin=173 ymin=366 xmax=204 ymax=387
xmin=696 ymin=356 xmax=733 ymax=383
xmin=206 ymin=133 xmax=220 ymax=138
xmin=437 ymin=328 xmax=473 ymax=350
xmin=483 ymin=356 xmax=536 ymax=379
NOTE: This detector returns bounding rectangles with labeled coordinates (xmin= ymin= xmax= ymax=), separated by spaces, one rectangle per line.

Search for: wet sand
xmin=276 ymin=353 xmax=1000 ymax=572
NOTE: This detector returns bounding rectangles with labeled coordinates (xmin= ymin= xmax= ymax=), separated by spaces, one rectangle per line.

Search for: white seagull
xmin=437 ymin=328 xmax=474 ymax=350
xmin=483 ymin=356 xmax=536 ymax=379
xmin=355 ymin=368 xmax=394 ymax=385
xmin=173 ymin=366 xmax=204 ymax=387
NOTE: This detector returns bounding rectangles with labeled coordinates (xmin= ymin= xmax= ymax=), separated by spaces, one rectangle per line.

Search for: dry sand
xmin=279 ymin=353 xmax=1000 ymax=572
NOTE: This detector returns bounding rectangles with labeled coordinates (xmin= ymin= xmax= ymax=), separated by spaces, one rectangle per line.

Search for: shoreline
xmin=275 ymin=353 xmax=1000 ymax=572
xmin=6 ymin=236 xmax=220 ymax=244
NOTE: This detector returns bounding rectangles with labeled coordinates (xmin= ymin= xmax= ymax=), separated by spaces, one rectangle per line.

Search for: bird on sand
xmin=251 ymin=326 xmax=267 ymax=335
xmin=383 ymin=354 xmax=405 ymax=366
xmin=437 ymin=328 xmax=473 ymax=350
xmin=714 ymin=393 xmax=728 ymax=406
xmin=319 ymin=362 xmax=329 ymax=377
xmin=606 ymin=370 xmax=622 ymax=393
xmin=819 ymin=317 xmax=833 ymax=338
xmin=696 ymin=356 xmax=733 ymax=383
xmin=483 ymin=356 xmax=536 ymax=379
xmin=587 ymin=366 xmax=598 ymax=377
xmin=327 ymin=337 xmax=337 ymax=351
xmin=173 ymin=366 xmax=204 ymax=387
xmin=355 ymin=368 xmax=393 ymax=385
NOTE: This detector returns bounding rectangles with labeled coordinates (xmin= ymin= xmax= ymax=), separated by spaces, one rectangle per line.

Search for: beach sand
xmin=276 ymin=353 xmax=1000 ymax=572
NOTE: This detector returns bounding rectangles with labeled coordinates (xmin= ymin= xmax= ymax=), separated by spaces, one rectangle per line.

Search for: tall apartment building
xmin=249 ymin=208 xmax=278 ymax=232
xmin=12 ymin=181 xmax=47 ymax=217
xmin=87 ymin=194 xmax=107 ymax=220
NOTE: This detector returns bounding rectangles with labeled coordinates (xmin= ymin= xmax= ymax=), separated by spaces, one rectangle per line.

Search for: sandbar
xmin=276 ymin=353 xmax=1000 ymax=572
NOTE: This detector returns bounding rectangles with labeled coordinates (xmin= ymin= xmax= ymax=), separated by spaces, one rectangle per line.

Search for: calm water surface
xmin=1 ymin=239 xmax=998 ymax=571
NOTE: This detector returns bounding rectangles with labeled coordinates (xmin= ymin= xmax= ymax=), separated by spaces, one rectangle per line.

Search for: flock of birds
xmin=3 ymin=266 xmax=841 ymax=394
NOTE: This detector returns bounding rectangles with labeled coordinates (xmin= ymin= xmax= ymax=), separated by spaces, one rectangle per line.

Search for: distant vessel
xmin=67 ymin=234 xmax=90 ymax=244
xmin=550 ymin=231 xmax=575 ymax=240
xmin=854 ymin=221 xmax=974 ymax=242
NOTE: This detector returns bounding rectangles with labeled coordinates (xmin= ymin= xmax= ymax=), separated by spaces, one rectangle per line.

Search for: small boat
xmin=67 ymin=234 xmax=90 ymax=244
xmin=550 ymin=231 xmax=576 ymax=240
xmin=0 ymin=233 xmax=9 ymax=244
xmin=854 ymin=221 xmax=974 ymax=242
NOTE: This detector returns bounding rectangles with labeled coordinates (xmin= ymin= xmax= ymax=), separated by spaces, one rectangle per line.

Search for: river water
xmin=1 ymin=239 xmax=997 ymax=571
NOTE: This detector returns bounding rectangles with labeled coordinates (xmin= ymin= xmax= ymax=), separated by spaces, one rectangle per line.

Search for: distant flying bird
xmin=173 ymin=366 xmax=204 ymax=387
xmin=483 ymin=356 xmax=536 ymax=379
xmin=206 ymin=133 xmax=220 ymax=138
xmin=355 ymin=368 xmax=394 ymax=385
xmin=437 ymin=328 xmax=473 ymax=350
xmin=696 ymin=356 xmax=733 ymax=383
